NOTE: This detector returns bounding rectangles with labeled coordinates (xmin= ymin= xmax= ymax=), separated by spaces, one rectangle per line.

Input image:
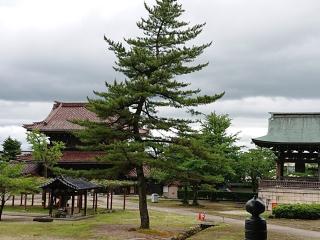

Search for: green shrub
xmin=273 ymin=204 xmax=320 ymax=220
xmin=177 ymin=190 xmax=254 ymax=202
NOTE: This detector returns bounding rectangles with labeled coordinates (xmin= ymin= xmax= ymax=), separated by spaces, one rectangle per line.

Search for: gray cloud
xmin=1 ymin=0 xmax=320 ymax=102
xmin=1 ymin=0 xmax=320 ymax=147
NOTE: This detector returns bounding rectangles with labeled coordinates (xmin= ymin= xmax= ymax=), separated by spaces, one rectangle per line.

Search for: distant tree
xmin=153 ymin=113 xmax=237 ymax=206
xmin=165 ymin=136 xmax=226 ymax=206
xmin=200 ymin=113 xmax=240 ymax=182
xmin=26 ymin=130 xmax=65 ymax=178
xmin=238 ymin=148 xmax=276 ymax=192
xmin=1 ymin=137 xmax=21 ymax=161
xmin=75 ymin=0 xmax=223 ymax=229
xmin=0 ymin=162 xmax=39 ymax=221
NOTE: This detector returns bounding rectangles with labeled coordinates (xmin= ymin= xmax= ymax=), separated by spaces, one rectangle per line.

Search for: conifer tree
xmin=2 ymin=137 xmax=21 ymax=161
xmin=76 ymin=0 xmax=223 ymax=229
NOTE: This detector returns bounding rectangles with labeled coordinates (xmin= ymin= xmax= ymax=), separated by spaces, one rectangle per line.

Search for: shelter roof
xmin=252 ymin=112 xmax=320 ymax=147
xmin=42 ymin=176 xmax=99 ymax=191
xmin=23 ymin=101 xmax=100 ymax=132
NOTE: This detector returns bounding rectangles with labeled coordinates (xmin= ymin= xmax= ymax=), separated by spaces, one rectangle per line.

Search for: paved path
xmin=111 ymin=197 xmax=320 ymax=239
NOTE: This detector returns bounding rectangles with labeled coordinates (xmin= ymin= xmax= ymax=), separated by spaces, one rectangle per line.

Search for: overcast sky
xmin=1 ymin=0 xmax=320 ymax=150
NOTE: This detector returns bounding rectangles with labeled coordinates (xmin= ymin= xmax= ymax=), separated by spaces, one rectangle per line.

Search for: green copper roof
xmin=252 ymin=113 xmax=320 ymax=145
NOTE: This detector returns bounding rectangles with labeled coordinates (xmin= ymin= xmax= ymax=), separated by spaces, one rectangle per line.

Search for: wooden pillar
xmin=84 ymin=192 xmax=87 ymax=216
xmin=92 ymin=192 xmax=95 ymax=209
xmin=42 ymin=191 xmax=46 ymax=208
xmin=48 ymin=192 xmax=51 ymax=209
xmin=31 ymin=194 xmax=34 ymax=206
xmin=78 ymin=195 xmax=81 ymax=213
xmin=110 ymin=190 xmax=113 ymax=210
xmin=295 ymin=162 xmax=306 ymax=173
xmin=71 ymin=195 xmax=75 ymax=216
xmin=123 ymin=188 xmax=126 ymax=210
xmin=49 ymin=190 xmax=54 ymax=217
xmin=95 ymin=193 xmax=98 ymax=212
xmin=77 ymin=195 xmax=80 ymax=208
xmin=276 ymin=151 xmax=284 ymax=180
xmin=106 ymin=192 xmax=109 ymax=210
xmin=11 ymin=195 xmax=15 ymax=206
xmin=276 ymin=161 xmax=284 ymax=180
xmin=318 ymin=161 xmax=320 ymax=181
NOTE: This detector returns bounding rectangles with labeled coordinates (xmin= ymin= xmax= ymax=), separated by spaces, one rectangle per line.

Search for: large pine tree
xmin=76 ymin=0 xmax=223 ymax=229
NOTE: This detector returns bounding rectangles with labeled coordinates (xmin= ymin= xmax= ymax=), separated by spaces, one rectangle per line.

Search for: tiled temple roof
xmin=23 ymin=101 xmax=148 ymax=135
xmin=253 ymin=112 xmax=320 ymax=147
xmin=23 ymin=101 xmax=99 ymax=132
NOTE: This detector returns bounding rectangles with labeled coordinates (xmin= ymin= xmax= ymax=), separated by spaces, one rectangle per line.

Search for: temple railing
xmin=259 ymin=179 xmax=320 ymax=190
xmin=282 ymin=176 xmax=319 ymax=182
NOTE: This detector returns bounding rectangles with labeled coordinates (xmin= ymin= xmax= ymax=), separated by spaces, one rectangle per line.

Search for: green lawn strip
xmin=3 ymin=205 xmax=48 ymax=214
xmin=189 ymin=223 xmax=304 ymax=240
xmin=0 ymin=209 xmax=198 ymax=240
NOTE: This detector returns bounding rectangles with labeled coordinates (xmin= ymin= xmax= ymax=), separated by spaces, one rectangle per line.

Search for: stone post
xmin=245 ymin=196 xmax=267 ymax=240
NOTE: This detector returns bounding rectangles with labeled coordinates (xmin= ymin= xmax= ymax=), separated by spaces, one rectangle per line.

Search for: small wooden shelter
xmin=41 ymin=176 xmax=100 ymax=217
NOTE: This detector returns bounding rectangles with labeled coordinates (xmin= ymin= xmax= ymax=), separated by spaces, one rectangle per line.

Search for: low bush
xmin=273 ymin=204 xmax=320 ymax=220
xmin=177 ymin=190 xmax=254 ymax=202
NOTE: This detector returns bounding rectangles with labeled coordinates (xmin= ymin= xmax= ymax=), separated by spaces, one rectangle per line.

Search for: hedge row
xmin=177 ymin=190 xmax=255 ymax=202
xmin=273 ymin=204 xmax=320 ymax=220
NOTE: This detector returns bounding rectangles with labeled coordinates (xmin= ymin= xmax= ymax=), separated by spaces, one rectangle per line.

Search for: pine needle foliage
xmin=75 ymin=0 xmax=223 ymax=229
xmin=1 ymin=137 xmax=21 ymax=161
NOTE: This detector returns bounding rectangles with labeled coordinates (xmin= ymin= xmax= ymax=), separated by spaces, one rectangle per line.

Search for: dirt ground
xmin=94 ymin=224 xmax=182 ymax=240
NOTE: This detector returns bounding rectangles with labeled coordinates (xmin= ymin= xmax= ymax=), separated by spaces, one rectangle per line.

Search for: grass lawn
xmin=0 ymin=209 xmax=197 ymax=240
xmin=189 ymin=224 xmax=305 ymax=240
xmin=1 ymin=198 xmax=319 ymax=240
xmin=0 ymin=206 xmax=313 ymax=240
xmin=3 ymin=206 xmax=48 ymax=214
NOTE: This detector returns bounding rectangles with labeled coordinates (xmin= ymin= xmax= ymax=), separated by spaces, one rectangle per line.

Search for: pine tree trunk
xmin=44 ymin=165 xmax=48 ymax=178
xmin=0 ymin=194 xmax=5 ymax=221
xmin=251 ymin=173 xmax=258 ymax=192
xmin=182 ymin=184 xmax=189 ymax=205
xmin=136 ymin=165 xmax=150 ymax=229
xmin=192 ymin=184 xmax=199 ymax=206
